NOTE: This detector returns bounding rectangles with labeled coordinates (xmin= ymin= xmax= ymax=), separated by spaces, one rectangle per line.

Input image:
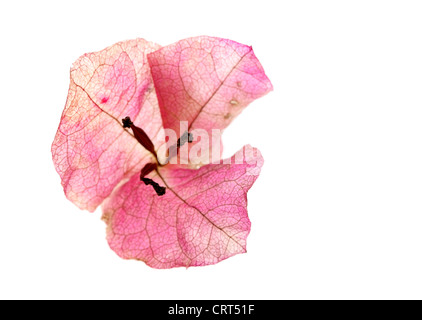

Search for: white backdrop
xmin=1 ymin=0 xmax=421 ymax=300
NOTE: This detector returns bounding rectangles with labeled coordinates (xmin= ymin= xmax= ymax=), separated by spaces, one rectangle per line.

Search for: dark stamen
xmin=166 ymin=131 xmax=194 ymax=161
xmin=122 ymin=116 xmax=133 ymax=129
xmin=139 ymin=163 xmax=166 ymax=196
xmin=187 ymin=133 xmax=194 ymax=143
xmin=122 ymin=116 xmax=157 ymax=158
xmin=140 ymin=163 xmax=157 ymax=179
xmin=141 ymin=177 xmax=166 ymax=196
xmin=177 ymin=131 xmax=194 ymax=147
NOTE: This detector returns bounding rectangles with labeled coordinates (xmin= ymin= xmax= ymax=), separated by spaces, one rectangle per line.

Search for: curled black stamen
xmin=140 ymin=163 xmax=165 ymax=196
xmin=141 ymin=177 xmax=166 ymax=196
xmin=177 ymin=131 xmax=194 ymax=147
xmin=165 ymin=131 xmax=194 ymax=162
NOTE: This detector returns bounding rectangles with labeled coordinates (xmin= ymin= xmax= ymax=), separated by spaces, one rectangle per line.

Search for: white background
xmin=1 ymin=0 xmax=421 ymax=300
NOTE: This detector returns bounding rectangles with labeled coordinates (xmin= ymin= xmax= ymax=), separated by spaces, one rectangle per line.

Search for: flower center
xmin=122 ymin=116 xmax=193 ymax=196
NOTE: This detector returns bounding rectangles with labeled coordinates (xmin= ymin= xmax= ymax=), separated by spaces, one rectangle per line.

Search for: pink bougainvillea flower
xmin=52 ymin=36 xmax=272 ymax=268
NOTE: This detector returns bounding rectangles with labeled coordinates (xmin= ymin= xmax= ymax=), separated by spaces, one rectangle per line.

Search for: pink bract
xmin=52 ymin=36 xmax=272 ymax=268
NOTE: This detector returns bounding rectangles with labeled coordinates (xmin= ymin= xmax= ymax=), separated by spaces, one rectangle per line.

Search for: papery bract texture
xmin=52 ymin=39 xmax=163 ymax=211
xmin=102 ymin=146 xmax=263 ymax=268
xmin=52 ymin=36 xmax=272 ymax=268
xmin=148 ymin=36 xmax=273 ymax=163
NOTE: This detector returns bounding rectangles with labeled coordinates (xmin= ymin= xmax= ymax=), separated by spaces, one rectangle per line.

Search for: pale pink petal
xmin=148 ymin=36 xmax=273 ymax=138
xmin=52 ymin=39 xmax=164 ymax=211
xmin=102 ymin=145 xmax=263 ymax=269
